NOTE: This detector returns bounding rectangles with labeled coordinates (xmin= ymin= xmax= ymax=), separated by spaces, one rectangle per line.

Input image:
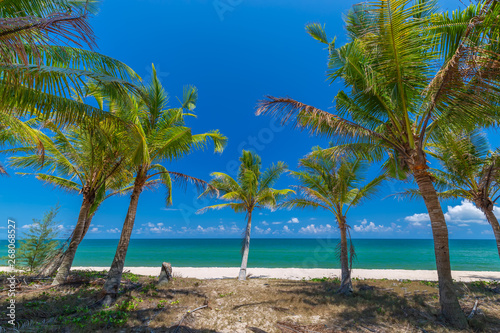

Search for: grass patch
xmin=1 ymin=271 xmax=499 ymax=332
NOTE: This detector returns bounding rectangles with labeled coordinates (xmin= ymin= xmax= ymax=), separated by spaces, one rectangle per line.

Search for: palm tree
xmin=0 ymin=116 xmax=43 ymax=175
xmin=256 ymin=1 xmax=500 ymax=327
xmin=283 ymin=150 xmax=384 ymax=294
xmin=0 ymin=0 xmax=139 ymax=125
xmin=100 ymin=66 xmax=227 ymax=305
xmin=403 ymin=130 xmax=500 ymax=259
xmin=6 ymin=120 xmax=131 ymax=283
xmin=197 ymin=150 xmax=293 ymax=281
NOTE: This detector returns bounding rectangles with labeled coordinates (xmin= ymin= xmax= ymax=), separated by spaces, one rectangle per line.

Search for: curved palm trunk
xmin=102 ymin=178 xmax=144 ymax=306
xmin=337 ymin=217 xmax=352 ymax=294
xmin=52 ymin=196 xmax=93 ymax=285
xmin=481 ymin=207 xmax=500 ymax=259
xmin=239 ymin=211 xmax=252 ymax=281
xmin=41 ymin=213 xmax=95 ymax=277
xmin=414 ymin=170 xmax=467 ymax=328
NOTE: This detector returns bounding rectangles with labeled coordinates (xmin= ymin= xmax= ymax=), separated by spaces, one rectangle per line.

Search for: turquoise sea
xmin=1 ymin=239 xmax=499 ymax=271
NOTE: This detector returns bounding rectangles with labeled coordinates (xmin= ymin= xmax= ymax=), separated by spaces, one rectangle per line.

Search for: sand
xmin=2 ymin=266 xmax=499 ymax=281
xmin=62 ymin=266 xmax=499 ymax=282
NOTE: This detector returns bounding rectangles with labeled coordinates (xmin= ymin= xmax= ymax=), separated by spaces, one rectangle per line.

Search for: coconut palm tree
xmin=0 ymin=0 xmax=139 ymax=125
xmin=0 ymin=116 xmax=44 ymax=175
xmin=402 ymin=130 xmax=500 ymax=259
xmin=282 ymin=149 xmax=384 ymax=294
xmin=100 ymin=66 xmax=227 ymax=305
xmin=0 ymin=0 xmax=139 ymax=179
xmin=197 ymin=150 xmax=293 ymax=281
xmin=5 ymin=120 xmax=132 ymax=282
xmin=256 ymin=1 xmax=500 ymax=327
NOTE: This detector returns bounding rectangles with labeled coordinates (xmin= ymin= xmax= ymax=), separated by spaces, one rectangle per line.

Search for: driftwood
xmin=173 ymin=305 xmax=208 ymax=333
xmin=158 ymin=262 xmax=173 ymax=285
xmin=468 ymin=300 xmax=479 ymax=319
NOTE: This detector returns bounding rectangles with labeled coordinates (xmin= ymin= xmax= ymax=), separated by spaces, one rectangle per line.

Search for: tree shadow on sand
xmin=268 ymin=279 xmax=500 ymax=331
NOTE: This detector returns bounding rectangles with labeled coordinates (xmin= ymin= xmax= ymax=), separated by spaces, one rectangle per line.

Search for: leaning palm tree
xmin=197 ymin=150 xmax=293 ymax=281
xmin=0 ymin=0 xmax=140 ymax=179
xmin=5 ymin=120 xmax=131 ymax=283
xmin=283 ymin=150 xmax=384 ymax=294
xmin=402 ymin=130 xmax=500 ymax=259
xmin=0 ymin=0 xmax=139 ymax=125
xmin=257 ymin=1 xmax=500 ymax=327
xmin=100 ymin=66 xmax=227 ymax=305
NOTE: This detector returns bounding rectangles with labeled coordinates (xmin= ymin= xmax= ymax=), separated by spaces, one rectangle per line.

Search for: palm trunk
xmin=40 ymin=213 xmax=95 ymax=277
xmin=337 ymin=216 xmax=352 ymax=294
xmin=52 ymin=196 xmax=93 ymax=285
xmin=414 ymin=170 xmax=468 ymax=328
xmin=239 ymin=211 xmax=252 ymax=281
xmin=102 ymin=178 xmax=144 ymax=306
xmin=482 ymin=208 xmax=500 ymax=259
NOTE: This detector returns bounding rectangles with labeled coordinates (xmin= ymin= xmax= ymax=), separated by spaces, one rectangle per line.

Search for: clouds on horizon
xmin=298 ymin=224 xmax=335 ymax=234
xmin=353 ymin=219 xmax=397 ymax=233
xmin=31 ymin=200 xmax=495 ymax=238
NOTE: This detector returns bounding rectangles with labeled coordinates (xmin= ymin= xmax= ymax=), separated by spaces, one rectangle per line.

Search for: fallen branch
xmin=173 ymin=304 xmax=208 ymax=333
xmin=468 ymin=300 xmax=479 ymax=319
xmin=360 ymin=324 xmax=377 ymax=333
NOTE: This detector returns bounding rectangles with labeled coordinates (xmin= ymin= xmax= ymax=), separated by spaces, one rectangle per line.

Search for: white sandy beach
xmin=59 ymin=267 xmax=499 ymax=282
xmin=3 ymin=266 xmax=499 ymax=281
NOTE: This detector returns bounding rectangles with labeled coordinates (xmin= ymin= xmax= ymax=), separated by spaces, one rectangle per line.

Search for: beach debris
xmin=173 ymin=304 xmax=208 ymax=333
xmin=467 ymin=300 xmax=479 ymax=319
xmin=159 ymin=262 xmax=173 ymax=285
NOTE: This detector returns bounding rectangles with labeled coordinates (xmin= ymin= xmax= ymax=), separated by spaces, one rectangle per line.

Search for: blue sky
xmin=1 ymin=0 xmax=498 ymax=240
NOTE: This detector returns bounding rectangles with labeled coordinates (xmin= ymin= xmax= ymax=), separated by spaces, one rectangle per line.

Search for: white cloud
xmin=309 ymin=217 xmax=317 ymax=221
xmin=482 ymin=230 xmax=493 ymax=235
xmin=255 ymin=226 xmax=271 ymax=235
xmin=287 ymin=217 xmax=299 ymax=224
xmin=136 ymin=222 xmax=173 ymax=234
xmin=283 ymin=226 xmax=293 ymax=233
xmin=194 ymin=225 xmax=227 ymax=233
xmin=299 ymin=224 xmax=335 ymax=234
xmin=353 ymin=219 xmax=393 ymax=233
xmin=107 ymin=228 xmax=121 ymax=234
xmin=271 ymin=221 xmax=282 ymax=225
xmin=89 ymin=227 xmax=100 ymax=233
xmin=444 ymin=201 xmax=489 ymax=225
xmin=229 ymin=225 xmax=242 ymax=233
xmin=21 ymin=223 xmax=38 ymax=229
xmin=404 ymin=213 xmax=429 ymax=227
xmin=261 ymin=221 xmax=269 ymax=226
xmin=405 ymin=200 xmax=491 ymax=227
